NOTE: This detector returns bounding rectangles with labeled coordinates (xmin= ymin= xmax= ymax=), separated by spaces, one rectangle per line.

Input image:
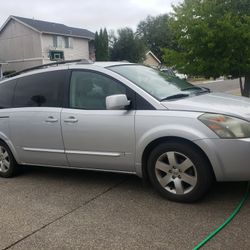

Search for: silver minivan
xmin=0 ymin=61 xmax=250 ymax=202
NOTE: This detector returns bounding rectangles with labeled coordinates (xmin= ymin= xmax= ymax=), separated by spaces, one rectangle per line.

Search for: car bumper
xmin=195 ymin=138 xmax=250 ymax=181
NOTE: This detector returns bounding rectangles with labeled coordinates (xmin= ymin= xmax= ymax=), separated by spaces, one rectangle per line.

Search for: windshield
xmin=109 ymin=65 xmax=208 ymax=101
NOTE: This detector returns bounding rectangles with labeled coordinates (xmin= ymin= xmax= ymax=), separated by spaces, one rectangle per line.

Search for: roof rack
xmin=5 ymin=59 xmax=93 ymax=78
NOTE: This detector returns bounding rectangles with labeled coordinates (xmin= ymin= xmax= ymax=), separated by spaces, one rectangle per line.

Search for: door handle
xmin=45 ymin=116 xmax=58 ymax=123
xmin=64 ymin=116 xmax=78 ymax=123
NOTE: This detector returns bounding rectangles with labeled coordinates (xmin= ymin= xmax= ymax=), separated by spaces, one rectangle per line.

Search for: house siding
xmin=143 ymin=54 xmax=161 ymax=68
xmin=41 ymin=34 xmax=90 ymax=64
xmin=0 ymin=19 xmax=42 ymax=71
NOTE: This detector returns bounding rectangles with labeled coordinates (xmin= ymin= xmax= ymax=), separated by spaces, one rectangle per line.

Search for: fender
xmin=0 ymin=132 xmax=21 ymax=163
xmin=134 ymin=122 xmax=223 ymax=180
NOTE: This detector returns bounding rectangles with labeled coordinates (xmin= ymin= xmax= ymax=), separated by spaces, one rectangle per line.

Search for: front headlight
xmin=198 ymin=113 xmax=250 ymax=138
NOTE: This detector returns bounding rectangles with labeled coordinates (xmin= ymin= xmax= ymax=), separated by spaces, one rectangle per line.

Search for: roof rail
xmin=6 ymin=59 xmax=93 ymax=78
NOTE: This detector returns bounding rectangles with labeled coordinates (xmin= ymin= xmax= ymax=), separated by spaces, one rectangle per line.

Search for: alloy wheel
xmin=0 ymin=146 xmax=10 ymax=173
xmin=155 ymin=151 xmax=197 ymax=195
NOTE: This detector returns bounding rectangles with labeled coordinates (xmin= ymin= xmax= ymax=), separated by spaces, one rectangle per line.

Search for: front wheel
xmin=147 ymin=142 xmax=213 ymax=203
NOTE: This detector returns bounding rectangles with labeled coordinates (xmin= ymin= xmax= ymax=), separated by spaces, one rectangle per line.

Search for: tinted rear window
xmin=0 ymin=80 xmax=16 ymax=109
xmin=13 ymin=70 xmax=66 ymax=108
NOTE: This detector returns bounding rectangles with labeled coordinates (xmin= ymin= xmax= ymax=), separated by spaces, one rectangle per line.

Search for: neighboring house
xmin=143 ymin=50 xmax=161 ymax=68
xmin=0 ymin=16 xmax=95 ymax=72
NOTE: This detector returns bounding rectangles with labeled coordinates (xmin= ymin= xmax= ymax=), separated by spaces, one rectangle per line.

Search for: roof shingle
xmin=12 ymin=16 xmax=95 ymax=40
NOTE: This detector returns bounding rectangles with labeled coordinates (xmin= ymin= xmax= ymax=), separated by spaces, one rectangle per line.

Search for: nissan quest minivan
xmin=0 ymin=60 xmax=250 ymax=202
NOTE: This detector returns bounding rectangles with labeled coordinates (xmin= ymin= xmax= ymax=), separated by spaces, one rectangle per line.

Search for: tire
xmin=0 ymin=141 xmax=19 ymax=178
xmin=147 ymin=142 xmax=213 ymax=203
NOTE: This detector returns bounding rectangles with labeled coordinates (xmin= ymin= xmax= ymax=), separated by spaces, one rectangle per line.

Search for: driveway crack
xmin=2 ymin=177 xmax=128 ymax=250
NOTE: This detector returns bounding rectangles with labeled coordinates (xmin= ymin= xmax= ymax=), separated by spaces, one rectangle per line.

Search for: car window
xmin=109 ymin=65 xmax=202 ymax=101
xmin=0 ymin=79 xmax=16 ymax=109
xmin=13 ymin=71 xmax=66 ymax=108
xmin=70 ymin=71 xmax=126 ymax=110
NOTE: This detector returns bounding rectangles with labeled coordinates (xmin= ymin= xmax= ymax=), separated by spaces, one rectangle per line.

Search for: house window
xmin=69 ymin=37 xmax=73 ymax=48
xmin=57 ymin=36 xmax=63 ymax=48
xmin=53 ymin=35 xmax=57 ymax=47
xmin=52 ymin=35 xmax=63 ymax=48
xmin=65 ymin=37 xmax=69 ymax=48
xmin=53 ymin=35 xmax=73 ymax=48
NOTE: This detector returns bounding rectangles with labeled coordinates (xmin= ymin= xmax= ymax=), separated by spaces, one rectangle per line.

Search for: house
xmin=143 ymin=50 xmax=161 ymax=68
xmin=0 ymin=16 xmax=95 ymax=72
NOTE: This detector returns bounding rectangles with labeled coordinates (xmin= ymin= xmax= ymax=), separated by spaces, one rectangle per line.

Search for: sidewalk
xmin=226 ymin=88 xmax=241 ymax=96
xmin=189 ymin=79 xmax=225 ymax=85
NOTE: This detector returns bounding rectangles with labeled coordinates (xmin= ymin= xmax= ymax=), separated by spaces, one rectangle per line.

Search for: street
xmin=0 ymin=79 xmax=249 ymax=250
xmin=194 ymin=78 xmax=240 ymax=95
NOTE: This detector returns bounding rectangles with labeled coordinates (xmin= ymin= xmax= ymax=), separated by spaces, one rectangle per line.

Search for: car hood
xmin=161 ymin=92 xmax=250 ymax=119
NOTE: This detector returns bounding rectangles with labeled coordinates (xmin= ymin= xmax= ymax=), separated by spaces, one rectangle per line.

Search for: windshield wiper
xmin=181 ymin=86 xmax=210 ymax=93
xmin=160 ymin=93 xmax=190 ymax=101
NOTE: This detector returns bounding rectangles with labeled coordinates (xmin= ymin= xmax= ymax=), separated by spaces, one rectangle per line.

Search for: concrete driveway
xmin=0 ymin=166 xmax=249 ymax=250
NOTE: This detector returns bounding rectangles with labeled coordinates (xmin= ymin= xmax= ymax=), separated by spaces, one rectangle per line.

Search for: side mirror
xmin=106 ymin=94 xmax=131 ymax=110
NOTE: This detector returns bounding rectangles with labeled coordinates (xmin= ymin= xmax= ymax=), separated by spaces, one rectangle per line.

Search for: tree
xmin=137 ymin=14 xmax=175 ymax=61
xmin=102 ymin=28 xmax=109 ymax=60
xmin=162 ymin=0 xmax=250 ymax=96
xmin=110 ymin=27 xmax=146 ymax=63
xmin=94 ymin=31 xmax=100 ymax=59
xmin=94 ymin=28 xmax=109 ymax=61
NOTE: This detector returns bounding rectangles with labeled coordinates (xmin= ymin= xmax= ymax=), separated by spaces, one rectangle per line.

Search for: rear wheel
xmin=147 ymin=142 xmax=213 ymax=202
xmin=0 ymin=142 xmax=19 ymax=178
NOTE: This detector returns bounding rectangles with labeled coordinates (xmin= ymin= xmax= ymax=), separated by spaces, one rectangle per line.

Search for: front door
xmin=61 ymin=70 xmax=135 ymax=172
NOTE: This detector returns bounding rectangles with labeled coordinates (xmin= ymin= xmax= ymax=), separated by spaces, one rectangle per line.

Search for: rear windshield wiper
xmin=160 ymin=93 xmax=190 ymax=101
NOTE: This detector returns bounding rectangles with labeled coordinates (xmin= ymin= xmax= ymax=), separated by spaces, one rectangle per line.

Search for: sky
xmin=0 ymin=0 xmax=181 ymax=33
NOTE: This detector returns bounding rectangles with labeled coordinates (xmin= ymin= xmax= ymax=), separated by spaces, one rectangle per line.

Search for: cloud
xmin=0 ymin=0 xmax=182 ymax=32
